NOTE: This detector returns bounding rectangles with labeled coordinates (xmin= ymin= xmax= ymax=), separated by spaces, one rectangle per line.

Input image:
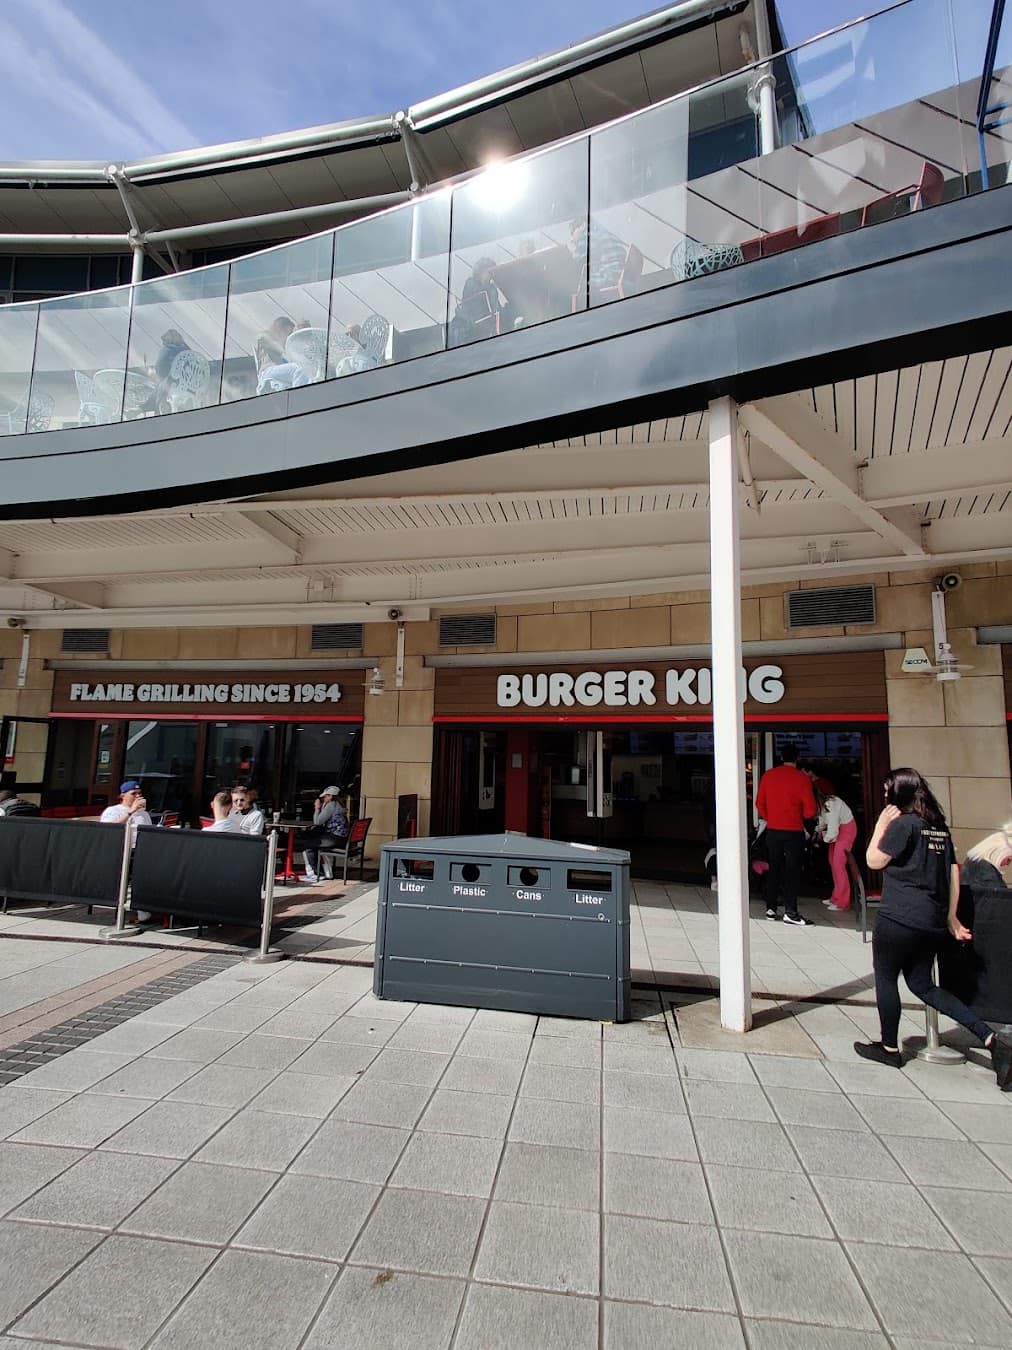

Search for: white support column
xmin=708 ymin=396 xmax=752 ymax=1033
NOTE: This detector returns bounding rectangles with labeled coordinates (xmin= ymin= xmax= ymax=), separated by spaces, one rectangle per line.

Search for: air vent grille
xmin=439 ymin=613 xmax=497 ymax=647
xmin=311 ymin=623 xmax=364 ymax=651
xmin=787 ymin=585 xmax=876 ymax=629
xmin=61 ymin=628 xmax=111 ymax=653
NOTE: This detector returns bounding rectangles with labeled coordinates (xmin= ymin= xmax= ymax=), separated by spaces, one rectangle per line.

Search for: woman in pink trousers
xmin=816 ymin=784 xmax=858 ymax=909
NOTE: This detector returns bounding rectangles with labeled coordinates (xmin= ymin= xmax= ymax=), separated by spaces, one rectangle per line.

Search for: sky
xmin=0 ymin=0 xmax=890 ymax=163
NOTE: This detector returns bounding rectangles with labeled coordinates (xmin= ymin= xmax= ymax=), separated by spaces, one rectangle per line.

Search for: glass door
xmin=0 ymin=714 xmax=51 ymax=799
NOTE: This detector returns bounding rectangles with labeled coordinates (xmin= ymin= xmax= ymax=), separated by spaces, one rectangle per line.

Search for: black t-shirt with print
xmin=879 ymin=812 xmax=955 ymax=933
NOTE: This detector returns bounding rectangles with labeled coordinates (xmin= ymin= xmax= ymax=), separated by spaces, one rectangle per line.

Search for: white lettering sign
xmin=68 ymin=680 xmax=342 ymax=706
xmin=496 ymin=666 xmax=785 ymax=709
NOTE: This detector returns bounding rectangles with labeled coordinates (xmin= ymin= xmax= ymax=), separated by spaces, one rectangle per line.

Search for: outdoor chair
xmin=75 ymin=371 xmax=118 ymax=426
xmin=359 ymin=314 xmax=390 ymax=365
xmin=860 ymin=160 xmax=946 ymax=227
xmin=164 ymin=350 xmax=211 ymax=413
xmin=0 ymin=391 xmax=54 ymax=435
xmin=318 ymin=816 xmax=372 ymax=882
xmin=285 ymin=327 xmax=328 ymax=383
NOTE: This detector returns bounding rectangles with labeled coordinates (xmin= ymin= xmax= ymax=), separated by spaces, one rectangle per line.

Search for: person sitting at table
xmin=301 ymin=785 xmax=348 ymax=883
xmin=100 ymin=780 xmax=153 ymax=922
xmin=141 ymin=328 xmax=191 ymax=412
xmin=231 ymin=784 xmax=264 ymax=835
xmin=0 ymin=789 xmax=40 ymax=817
xmin=204 ymin=789 xmax=243 ymax=833
xmin=255 ymin=316 xmax=308 ymax=394
xmin=569 ymin=217 xmax=628 ymax=298
xmin=449 ymin=257 xmax=509 ymax=346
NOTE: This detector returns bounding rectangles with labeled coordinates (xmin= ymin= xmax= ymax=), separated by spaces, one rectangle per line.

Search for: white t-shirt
xmin=819 ymin=796 xmax=855 ymax=843
xmin=205 ymin=815 xmax=243 ymax=833
xmin=99 ymin=803 xmax=152 ymax=845
xmin=236 ymin=807 xmax=264 ymax=836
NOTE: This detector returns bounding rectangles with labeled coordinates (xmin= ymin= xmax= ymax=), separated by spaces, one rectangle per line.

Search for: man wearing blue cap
xmin=100 ymin=781 xmax=153 ymax=922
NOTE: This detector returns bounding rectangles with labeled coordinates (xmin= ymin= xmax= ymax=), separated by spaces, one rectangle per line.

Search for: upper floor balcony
xmin=0 ymin=0 xmax=1008 ymax=507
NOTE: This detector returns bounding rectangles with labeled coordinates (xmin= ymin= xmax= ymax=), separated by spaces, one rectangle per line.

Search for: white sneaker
xmin=302 ymin=870 xmax=318 ymax=883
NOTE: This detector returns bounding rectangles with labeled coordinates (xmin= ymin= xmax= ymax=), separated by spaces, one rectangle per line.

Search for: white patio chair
xmin=285 ymin=327 xmax=328 ymax=383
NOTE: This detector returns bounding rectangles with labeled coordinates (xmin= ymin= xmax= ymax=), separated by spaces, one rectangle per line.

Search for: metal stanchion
xmin=100 ymin=825 xmax=143 ymax=939
xmin=245 ymin=830 xmax=285 ymax=964
xmin=916 ymin=958 xmax=964 ymax=1064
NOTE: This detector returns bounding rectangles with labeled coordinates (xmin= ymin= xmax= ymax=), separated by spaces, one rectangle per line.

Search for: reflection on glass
xmin=223 ymin=234 xmax=335 ymax=400
xmin=951 ymin=0 xmax=1012 ymax=191
xmin=590 ymin=70 xmax=759 ymax=299
xmin=0 ymin=304 xmax=41 ymax=435
xmin=331 ymin=195 xmax=450 ymax=371
xmin=281 ymin=724 xmax=360 ymax=819
xmin=124 ymin=719 xmax=197 ymax=819
xmin=448 ymin=140 xmax=590 ymax=345
xmin=30 ymin=288 xmax=132 ymax=429
xmin=759 ymin=0 xmax=964 ymax=243
xmin=126 ymin=266 xmax=229 ymax=416
xmin=204 ymin=723 xmax=277 ymax=806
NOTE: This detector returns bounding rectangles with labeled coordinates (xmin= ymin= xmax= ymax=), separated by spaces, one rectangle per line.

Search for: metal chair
xmin=165 ymin=350 xmax=210 ymax=413
xmin=0 ymin=391 xmax=54 ymax=435
xmin=359 ymin=315 xmax=390 ymax=365
xmin=318 ymin=817 xmax=372 ymax=882
xmin=285 ymin=327 xmax=328 ymax=382
xmin=75 ymin=371 xmax=117 ymax=426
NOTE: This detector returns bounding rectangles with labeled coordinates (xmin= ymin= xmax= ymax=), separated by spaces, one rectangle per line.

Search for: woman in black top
xmin=856 ymin=767 xmax=1012 ymax=1081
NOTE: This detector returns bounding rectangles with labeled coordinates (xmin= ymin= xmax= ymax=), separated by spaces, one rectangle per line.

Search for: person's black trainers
xmin=765 ymin=908 xmax=779 ymax=919
xmin=782 ymin=913 xmax=813 ymax=926
xmin=989 ymin=1029 xmax=1012 ymax=1091
xmin=854 ymin=1041 xmax=903 ymax=1069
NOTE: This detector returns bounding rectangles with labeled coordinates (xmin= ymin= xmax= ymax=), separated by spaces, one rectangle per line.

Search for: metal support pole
xmin=917 ymin=959 xmax=965 ymax=1064
xmin=130 ymin=242 xmax=145 ymax=286
xmin=100 ymin=825 xmax=142 ymax=938
xmin=751 ymin=0 xmax=779 ymax=157
xmin=245 ymin=830 xmax=285 ymax=964
xmin=709 ymin=396 xmax=752 ymax=1033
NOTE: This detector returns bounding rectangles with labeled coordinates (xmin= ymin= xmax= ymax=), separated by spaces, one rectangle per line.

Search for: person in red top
xmin=755 ymin=743 xmax=817 ymax=925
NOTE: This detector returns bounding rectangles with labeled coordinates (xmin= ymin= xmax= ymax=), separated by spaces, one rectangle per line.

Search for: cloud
xmin=0 ymin=17 xmax=161 ymax=158
xmin=15 ymin=0 xmax=198 ymax=154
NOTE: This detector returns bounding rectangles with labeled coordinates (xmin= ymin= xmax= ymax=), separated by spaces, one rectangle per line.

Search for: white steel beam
xmin=236 ymin=512 xmax=304 ymax=564
xmin=708 ymin=396 xmax=751 ymax=1035
xmin=861 ymin=441 xmax=1012 ymax=506
xmin=741 ymin=398 xmax=928 ymax=558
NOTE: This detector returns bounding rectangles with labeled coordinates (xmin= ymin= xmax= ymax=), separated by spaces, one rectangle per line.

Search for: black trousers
xmin=764 ymin=829 xmax=805 ymax=917
xmin=303 ymin=831 xmax=342 ymax=874
xmin=873 ymin=913 xmax=993 ymax=1048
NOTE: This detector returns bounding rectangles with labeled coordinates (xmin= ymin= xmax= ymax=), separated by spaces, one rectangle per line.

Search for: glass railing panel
xmin=951 ymin=0 xmax=1012 ymax=192
xmin=29 ymin=288 xmax=132 ymax=429
xmin=125 ymin=264 xmax=229 ymax=416
xmin=222 ymin=233 xmax=335 ymax=401
xmin=330 ymin=194 xmax=450 ymax=372
xmin=756 ymin=0 xmax=966 ymax=251
xmin=589 ymin=69 xmax=760 ymax=298
xmin=0 ymin=304 xmax=41 ymax=435
xmin=448 ymin=138 xmax=590 ymax=346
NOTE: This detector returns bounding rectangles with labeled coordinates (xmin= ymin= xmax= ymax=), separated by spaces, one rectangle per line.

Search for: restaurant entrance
xmin=430 ymin=650 xmax=890 ymax=881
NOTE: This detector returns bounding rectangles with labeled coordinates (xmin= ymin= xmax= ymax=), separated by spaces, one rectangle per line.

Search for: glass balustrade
xmin=126 ymin=265 xmax=229 ymax=416
xmin=0 ymin=304 xmax=40 ymax=435
xmin=0 ymin=0 xmax=1005 ymax=438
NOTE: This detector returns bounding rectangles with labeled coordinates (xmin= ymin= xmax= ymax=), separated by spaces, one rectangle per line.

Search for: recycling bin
xmin=374 ymin=832 xmax=630 ymax=1021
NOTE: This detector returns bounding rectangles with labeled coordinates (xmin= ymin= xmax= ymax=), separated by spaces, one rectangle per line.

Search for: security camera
xmin=387 ymin=607 xmax=403 ymax=622
xmin=936 ymin=573 xmax=962 ymax=592
xmin=5 ymin=617 xmax=21 ymax=629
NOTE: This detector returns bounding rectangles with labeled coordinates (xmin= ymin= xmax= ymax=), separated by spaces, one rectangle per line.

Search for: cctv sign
xmin=900 ymin=648 xmax=932 ymax=673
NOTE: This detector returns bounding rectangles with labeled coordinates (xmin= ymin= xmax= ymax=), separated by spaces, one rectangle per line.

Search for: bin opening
xmin=451 ymin=861 xmax=489 ymax=884
xmin=393 ymin=857 xmax=434 ymax=880
xmin=508 ymin=865 xmax=543 ymax=887
xmin=567 ymin=868 xmax=612 ymax=892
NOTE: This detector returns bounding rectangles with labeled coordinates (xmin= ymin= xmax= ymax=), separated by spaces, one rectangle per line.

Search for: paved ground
xmin=0 ymin=879 xmax=875 ymax=1003
xmin=0 ymin=934 xmax=1010 ymax=1349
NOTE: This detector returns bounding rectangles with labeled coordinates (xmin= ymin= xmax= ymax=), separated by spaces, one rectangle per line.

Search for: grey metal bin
xmin=374 ymin=832 xmax=630 ymax=1021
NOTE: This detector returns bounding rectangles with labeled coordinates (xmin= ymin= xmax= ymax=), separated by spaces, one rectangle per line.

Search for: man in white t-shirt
xmin=231 ymin=785 xmax=264 ymax=836
xmin=205 ymin=790 xmax=243 ymax=833
xmin=99 ymin=780 xmax=153 ymax=921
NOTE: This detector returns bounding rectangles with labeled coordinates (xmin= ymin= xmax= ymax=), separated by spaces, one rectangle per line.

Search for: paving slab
xmin=306 ymin=1266 xmax=465 ymax=1350
xmin=603 ymin=1214 xmax=734 ymax=1310
xmin=0 ymin=1219 xmax=102 ymax=1328
xmin=10 ymin=1148 xmax=177 ymax=1229
xmin=120 ymin=1160 xmax=276 ymax=1244
xmin=847 ymin=1243 xmax=1012 ymax=1344
xmin=349 ymin=1187 xmax=485 ymax=1277
xmin=234 ymin=1173 xmax=380 ymax=1261
xmin=603 ymin=1302 xmax=745 ymax=1349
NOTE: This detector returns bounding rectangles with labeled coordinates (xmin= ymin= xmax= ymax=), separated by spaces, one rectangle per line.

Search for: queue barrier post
xmin=916 ymin=959 xmax=965 ymax=1064
xmin=245 ymin=828 xmax=285 ymax=964
xmin=100 ymin=825 xmax=143 ymax=939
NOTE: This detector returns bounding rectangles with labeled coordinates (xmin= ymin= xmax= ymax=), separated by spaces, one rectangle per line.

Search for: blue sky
xmin=1 ymin=0 xmax=887 ymax=162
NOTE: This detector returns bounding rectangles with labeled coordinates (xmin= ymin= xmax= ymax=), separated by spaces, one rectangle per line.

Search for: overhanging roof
xmin=0 ymin=0 xmax=753 ymax=249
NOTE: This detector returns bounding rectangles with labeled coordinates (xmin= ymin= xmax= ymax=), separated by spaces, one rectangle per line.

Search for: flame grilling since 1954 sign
xmin=50 ymin=669 xmax=365 ymax=720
